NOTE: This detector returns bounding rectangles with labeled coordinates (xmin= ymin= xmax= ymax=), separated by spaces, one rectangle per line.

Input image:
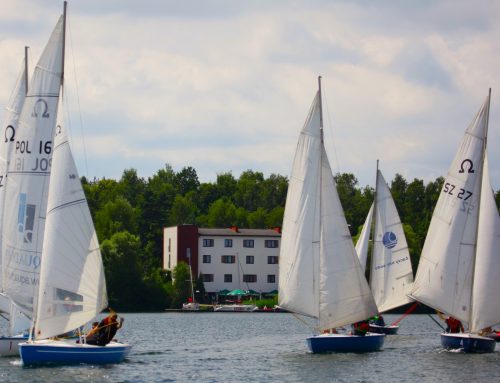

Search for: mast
xmin=61 ymin=1 xmax=67 ymax=86
xmin=317 ymin=75 xmax=323 ymax=321
xmin=469 ymin=88 xmax=491 ymax=330
xmin=24 ymin=46 xmax=29 ymax=95
xmin=369 ymin=160 xmax=380 ymax=288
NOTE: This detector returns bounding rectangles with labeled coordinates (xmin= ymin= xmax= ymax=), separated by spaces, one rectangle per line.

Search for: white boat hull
xmin=0 ymin=336 xmax=29 ymax=357
xmin=214 ymin=304 xmax=258 ymax=312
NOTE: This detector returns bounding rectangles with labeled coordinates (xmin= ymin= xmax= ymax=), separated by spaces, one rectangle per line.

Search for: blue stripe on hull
xmin=19 ymin=343 xmax=131 ymax=365
xmin=441 ymin=333 xmax=496 ymax=353
xmin=306 ymin=333 xmax=385 ymax=353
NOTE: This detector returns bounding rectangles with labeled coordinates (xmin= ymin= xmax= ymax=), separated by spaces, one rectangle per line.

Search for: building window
xmin=201 ymin=274 xmax=214 ymax=282
xmin=267 ymin=274 xmax=276 ymax=283
xmin=224 ymin=274 xmax=232 ymax=283
xmin=224 ymin=239 xmax=233 ymax=247
xmin=243 ymin=239 xmax=254 ymax=248
xmin=221 ymin=255 xmax=236 ymax=264
xmin=203 ymin=239 xmax=214 ymax=247
xmin=243 ymin=274 xmax=257 ymax=283
xmin=246 ymin=255 xmax=254 ymax=264
xmin=265 ymin=239 xmax=279 ymax=248
xmin=268 ymin=256 xmax=279 ymax=264
xmin=202 ymin=254 xmax=211 ymax=264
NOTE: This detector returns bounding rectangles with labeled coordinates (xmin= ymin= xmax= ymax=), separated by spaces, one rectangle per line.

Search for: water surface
xmin=1 ymin=313 xmax=500 ymax=382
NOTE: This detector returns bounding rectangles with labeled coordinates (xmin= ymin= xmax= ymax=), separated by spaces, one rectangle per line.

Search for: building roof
xmin=198 ymin=228 xmax=281 ymax=237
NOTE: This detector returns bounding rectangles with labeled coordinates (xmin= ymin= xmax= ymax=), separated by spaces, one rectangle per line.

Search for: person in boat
xmin=370 ymin=315 xmax=385 ymax=327
xmin=96 ymin=313 xmax=124 ymax=345
xmin=437 ymin=311 xmax=464 ymax=333
xmin=351 ymin=320 xmax=370 ymax=336
xmin=85 ymin=321 xmax=100 ymax=345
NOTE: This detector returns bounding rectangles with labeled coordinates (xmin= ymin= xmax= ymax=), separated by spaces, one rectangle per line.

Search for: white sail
xmin=470 ymin=155 xmax=500 ymax=332
xmin=278 ymin=92 xmax=322 ymax=318
xmin=279 ymin=87 xmax=377 ymax=330
xmin=355 ymin=203 xmax=373 ymax=273
xmin=1 ymin=16 xmax=65 ymax=317
xmin=0 ymin=57 xmax=28 ymax=293
xmin=370 ymin=170 xmax=413 ymax=313
xmin=410 ymin=95 xmax=488 ymax=325
xmin=34 ymin=93 xmax=107 ymax=339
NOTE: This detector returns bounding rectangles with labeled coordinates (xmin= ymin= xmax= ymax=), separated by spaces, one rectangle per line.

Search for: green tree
xmin=95 ymin=197 xmax=139 ymax=240
xmin=234 ymin=170 xmax=264 ymax=211
xmin=169 ymin=194 xmax=197 ymax=225
xmin=247 ymin=207 xmax=268 ymax=228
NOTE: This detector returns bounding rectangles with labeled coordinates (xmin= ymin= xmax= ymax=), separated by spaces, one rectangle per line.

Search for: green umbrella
xmin=227 ymin=289 xmax=247 ymax=296
xmin=218 ymin=289 xmax=230 ymax=295
xmin=245 ymin=290 xmax=260 ymax=296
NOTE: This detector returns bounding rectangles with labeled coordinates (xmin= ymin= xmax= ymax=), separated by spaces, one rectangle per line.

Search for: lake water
xmin=2 ymin=313 xmax=500 ymax=382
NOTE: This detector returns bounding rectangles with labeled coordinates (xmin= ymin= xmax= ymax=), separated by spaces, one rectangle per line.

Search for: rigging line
xmin=427 ymin=313 xmax=446 ymax=331
xmin=390 ymin=301 xmax=419 ymax=326
xmin=292 ymin=313 xmax=318 ymax=332
xmin=321 ymin=84 xmax=341 ymax=173
xmin=67 ymin=13 xmax=89 ymax=178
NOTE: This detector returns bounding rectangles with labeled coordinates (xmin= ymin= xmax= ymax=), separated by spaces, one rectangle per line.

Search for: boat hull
xmin=0 ymin=336 xmax=29 ymax=357
xmin=369 ymin=324 xmax=399 ymax=335
xmin=214 ymin=304 xmax=257 ymax=312
xmin=441 ymin=333 xmax=496 ymax=353
xmin=306 ymin=333 xmax=385 ymax=353
xmin=19 ymin=339 xmax=131 ymax=365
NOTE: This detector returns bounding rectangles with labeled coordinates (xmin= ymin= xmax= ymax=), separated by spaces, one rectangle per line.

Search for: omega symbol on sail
xmin=17 ymin=193 xmax=36 ymax=243
xmin=382 ymin=231 xmax=397 ymax=249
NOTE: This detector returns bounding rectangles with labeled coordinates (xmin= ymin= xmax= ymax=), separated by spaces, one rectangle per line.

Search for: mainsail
xmin=279 ymin=81 xmax=377 ymax=330
xmin=2 ymin=16 xmax=65 ymax=317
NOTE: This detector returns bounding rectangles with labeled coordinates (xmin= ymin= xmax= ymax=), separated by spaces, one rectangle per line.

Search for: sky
xmin=1 ymin=0 xmax=500 ymax=190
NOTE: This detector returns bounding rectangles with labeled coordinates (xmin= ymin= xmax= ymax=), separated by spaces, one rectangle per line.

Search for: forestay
xmin=2 ymin=16 xmax=64 ymax=317
xmin=410 ymin=96 xmax=488 ymax=325
xmin=34 ymin=93 xmax=107 ymax=340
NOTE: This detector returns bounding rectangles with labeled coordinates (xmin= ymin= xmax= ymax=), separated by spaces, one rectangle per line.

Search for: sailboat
xmin=0 ymin=48 xmax=32 ymax=356
xmin=3 ymin=2 xmax=130 ymax=364
xmin=182 ymin=250 xmax=200 ymax=311
xmin=278 ymin=77 xmax=384 ymax=353
xmin=409 ymin=89 xmax=500 ymax=353
xmin=355 ymin=162 xmax=414 ymax=335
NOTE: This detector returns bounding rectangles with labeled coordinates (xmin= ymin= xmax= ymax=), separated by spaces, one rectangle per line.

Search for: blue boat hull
xmin=369 ymin=324 xmax=399 ymax=335
xmin=441 ymin=333 xmax=496 ymax=353
xmin=19 ymin=340 xmax=131 ymax=365
xmin=306 ymin=333 xmax=385 ymax=353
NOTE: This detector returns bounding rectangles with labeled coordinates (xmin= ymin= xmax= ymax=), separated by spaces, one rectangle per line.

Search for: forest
xmin=84 ymin=164 xmax=500 ymax=311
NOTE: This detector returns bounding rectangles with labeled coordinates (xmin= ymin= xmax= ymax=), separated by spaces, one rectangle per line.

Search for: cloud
xmin=1 ymin=0 xmax=500 ymax=191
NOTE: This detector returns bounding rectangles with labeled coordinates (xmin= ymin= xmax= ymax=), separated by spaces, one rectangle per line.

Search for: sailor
xmin=437 ymin=311 xmax=464 ymax=333
xmin=96 ymin=312 xmax=124 ymax=346
xmin=352 ymin=320 xmax=370 ymax=336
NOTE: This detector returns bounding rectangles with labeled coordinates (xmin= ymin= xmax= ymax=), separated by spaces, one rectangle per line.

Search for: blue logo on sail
xmin=382 ymin=231 xmax=397 ymax=249
xmin=18 ymin=193 xmax=36 ymax=243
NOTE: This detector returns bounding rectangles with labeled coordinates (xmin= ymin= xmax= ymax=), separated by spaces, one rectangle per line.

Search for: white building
xmin=163 ymin=225 xmax=280 ymax=295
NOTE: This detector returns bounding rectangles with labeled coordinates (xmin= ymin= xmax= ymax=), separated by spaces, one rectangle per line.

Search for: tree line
xmin=83 ymin=164 xmax=500 ymax=311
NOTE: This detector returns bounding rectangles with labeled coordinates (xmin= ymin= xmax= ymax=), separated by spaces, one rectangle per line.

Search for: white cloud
xmin=1 ymin=0 xmax=500 ymax=190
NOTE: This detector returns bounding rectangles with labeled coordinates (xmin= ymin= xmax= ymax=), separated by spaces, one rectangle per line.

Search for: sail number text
xmin=14 ymin=140 xmax=52 ymax=172
xmin=443 ymin=183 xmax=473 ymax=200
